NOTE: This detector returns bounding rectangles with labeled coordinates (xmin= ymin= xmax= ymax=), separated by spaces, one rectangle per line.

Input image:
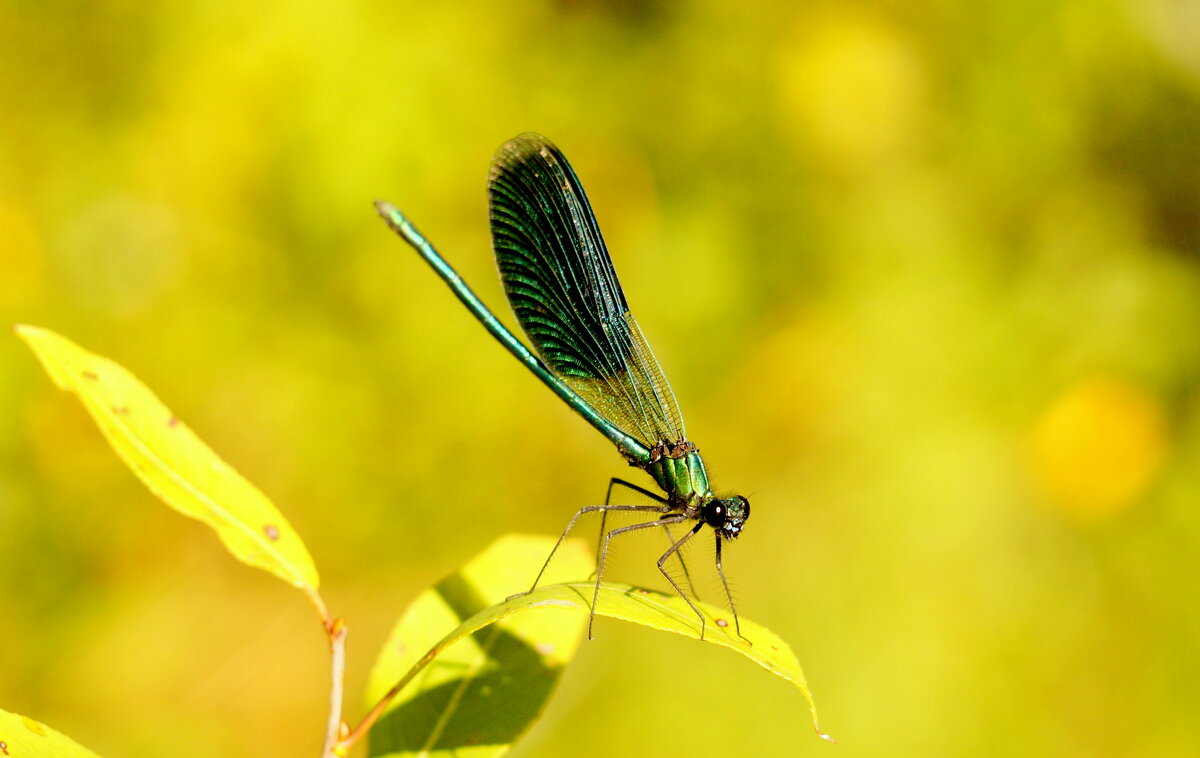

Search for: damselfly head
xmin=702 ymin=495 xmax=750 ymax=540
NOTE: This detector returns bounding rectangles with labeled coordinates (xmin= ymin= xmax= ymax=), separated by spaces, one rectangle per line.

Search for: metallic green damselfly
xmin=377 ymin=134 xmax=750 ymax=640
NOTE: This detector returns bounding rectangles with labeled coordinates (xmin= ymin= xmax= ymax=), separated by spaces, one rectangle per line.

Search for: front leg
xmin=657 ymin=521 xmax=708 ymax=638
xmin=715 ymin=532 xmax=750 ymax=644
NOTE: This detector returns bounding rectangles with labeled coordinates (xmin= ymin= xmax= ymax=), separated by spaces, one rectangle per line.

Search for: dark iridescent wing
xmin=488 ymin=133 xmax=686 ymax=448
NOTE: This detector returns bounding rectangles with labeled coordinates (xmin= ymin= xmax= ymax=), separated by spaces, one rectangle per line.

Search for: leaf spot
xmin=716 ymin=618 xmax=729 ymax=628
xmin=112 ymin=405 xmax=130 ymax=416
xmin=529 ymin=599 xmax=574 ymax=609
xmin=81 ymin=370 xmax=99 ymax=381
xmin=0 ymin=740 xmax=8 ymax=755
xmin=263 ymin=524 xmax=280 ymax=541
xmin=167 ymin=415 xmax=179 ymax=428
xmin=21 ymin=716 xmax=47 ymax=736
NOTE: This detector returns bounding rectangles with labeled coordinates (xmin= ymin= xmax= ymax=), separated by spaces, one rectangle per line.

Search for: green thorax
xmin=644 ymin=443 xmax=711 ymax=505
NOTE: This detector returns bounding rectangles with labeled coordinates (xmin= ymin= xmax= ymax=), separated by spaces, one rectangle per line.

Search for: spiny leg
xmin=590 ymin=514 xmax=689 ymax=639
xmin=659 ymin=517 xmax=701 ymax=601
xmin=657 ymin=521 xmax=708 ymax=638
xmin=714 ymin=532 xmax=750 ymax=644
xmin=591 ymin=478 xmax=669 ymax=580
xmin=511 ymin=502 xmax=670 ymax=601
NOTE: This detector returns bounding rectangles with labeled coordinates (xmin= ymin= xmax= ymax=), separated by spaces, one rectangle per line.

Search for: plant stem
xmin=305 ymin=588 xmax=348 ymax=758
xmin=335 ymin=642 xmax=442 ymax=754
xmin=322 ymin=616 xmax=348 ymax=758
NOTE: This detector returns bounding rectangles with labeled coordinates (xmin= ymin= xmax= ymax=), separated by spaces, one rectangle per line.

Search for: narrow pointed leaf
xmin=366 ymin=534 xmax=829 ymax=757
xmin=0 ymin=708 xmax=102 ymax=758
xmin=15 ymin=325 xmax=319 ymax=593
xmin=533 ymin=583 xmax=830 ymax=740
xmin=365 ymin=534 xmax=591 ymax=758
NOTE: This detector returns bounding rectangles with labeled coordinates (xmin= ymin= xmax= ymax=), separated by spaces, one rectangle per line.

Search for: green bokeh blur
xmin=2 ymin=1 xmax=1198 ymax=756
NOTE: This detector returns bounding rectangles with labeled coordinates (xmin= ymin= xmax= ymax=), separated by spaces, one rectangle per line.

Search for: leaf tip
xmin=812 ymin=716 xmax=836 ymax=744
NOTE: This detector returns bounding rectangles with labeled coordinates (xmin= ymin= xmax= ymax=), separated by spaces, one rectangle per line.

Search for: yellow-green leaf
xmin=0 ymin=708 xmax=102 ymax=758
xmin=363 ymin=534 xmax=830 ymax=757
xmin=15 ymin=324 xmax=319 ymax=594
xmin=539 ymin=583 xmax=831 ymax=741
xmin=365 ymin=534 xmax=591 ymax=758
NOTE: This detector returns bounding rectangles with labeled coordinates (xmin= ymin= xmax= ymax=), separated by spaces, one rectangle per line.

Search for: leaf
xmin=0 ymin=708 xmax=102 ymax=758
xmin=365 ymin=534 xmax=591 ymax=758
xmin=364 ymin=534 xmax=831 ymax=757
xmin=15 ymin=325 xmax=319 ymax=595
xmin=534 ymin=584 xmax=832 ymax=741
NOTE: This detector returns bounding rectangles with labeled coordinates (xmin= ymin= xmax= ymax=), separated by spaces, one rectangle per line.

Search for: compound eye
xmin=719 ymin=496 xmax=750 ymax=539
xmin=702 ymin=500 xmax=727 ymax=529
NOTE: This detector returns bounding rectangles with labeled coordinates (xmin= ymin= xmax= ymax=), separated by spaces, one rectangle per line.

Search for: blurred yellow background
xmin=2 ymin=1 xmax=1199 ymax=756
